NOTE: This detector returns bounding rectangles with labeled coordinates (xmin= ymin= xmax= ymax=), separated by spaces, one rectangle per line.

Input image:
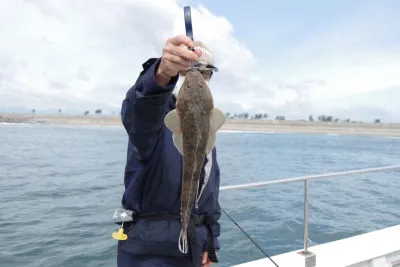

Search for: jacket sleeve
xmin=210 ymin=150 xmax=222 ymax=250
xmin=121 ymin=58 xmax=179 ymax=161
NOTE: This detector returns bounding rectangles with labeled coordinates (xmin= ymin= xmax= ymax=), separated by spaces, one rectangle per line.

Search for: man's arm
xmin=121 ymin=58 xmax=178 ymax=162
xmin=121 ymin=35 xmax=201 ymax=162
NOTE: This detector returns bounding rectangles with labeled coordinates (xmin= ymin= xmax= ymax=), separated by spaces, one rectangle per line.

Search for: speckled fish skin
xmin=164 ymin=68 xmax=225 ymax=253
xmin=176 ymin=69 xmax=213 ymax=247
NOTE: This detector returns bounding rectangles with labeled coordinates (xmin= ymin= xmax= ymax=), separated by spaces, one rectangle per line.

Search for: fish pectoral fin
xmin=165 ymin=109 xmax=184 ymax=155
xmin=205 ymin=108 xmax=225 ymax=155
xmin=164 ymin=109 xmax=181 ymax=133
xmin=205 ymin=131 xmax=216 ymax=155
xmin=173 ymin=132 xmax=184 ymax=155
xmin=210 ymin=108 xmax=226 ymax=132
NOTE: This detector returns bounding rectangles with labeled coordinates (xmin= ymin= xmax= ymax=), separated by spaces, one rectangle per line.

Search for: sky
xmin=1 ymin=0 xmax=399 ymax=122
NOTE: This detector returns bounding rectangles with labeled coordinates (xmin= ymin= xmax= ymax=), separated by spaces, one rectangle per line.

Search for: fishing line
xmin=221 ymin=207 xmax=280 ymax=267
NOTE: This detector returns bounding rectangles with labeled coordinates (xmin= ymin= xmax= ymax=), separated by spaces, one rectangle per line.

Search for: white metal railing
xmin=220 ymin=164 xmax=400 ymax=266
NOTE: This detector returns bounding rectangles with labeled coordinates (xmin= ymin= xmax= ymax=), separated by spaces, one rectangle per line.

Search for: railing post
xmin=297 ymin=179 xmax=316 ymax=267
xmin=303 ymin=179 xmax=309 ymax=253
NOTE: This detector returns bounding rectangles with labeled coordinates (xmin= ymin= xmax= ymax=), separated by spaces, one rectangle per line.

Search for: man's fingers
xmin=174 ymin=46 xmax=199 ymax=61
xmin=167 ymin=35 xmax=194 ymax=48
xmin=202 ymin=251 xmax=208 ymax=264
xmin=164 ymin=44 xmax=199 ymax=62
xmin=201 ymin=251 xmax=212 ymax=267
xmin=158 ymin=35 xmax=204 ymax=79
xmin=159 ymin=59 xmax=188 ymax=77
xmin=179 ymin=44 xmax=203 ymax=58
xmin=165 ymin=58 xmax=189 ymax=72
xmin=202 ymin=259 xmax=211 ymax=267
xmin=163 ymin=53 xmax=192 ymax=69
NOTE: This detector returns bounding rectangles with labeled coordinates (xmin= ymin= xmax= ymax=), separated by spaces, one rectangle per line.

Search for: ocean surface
xmin=1 ymin=123 xmax=399 ymax=267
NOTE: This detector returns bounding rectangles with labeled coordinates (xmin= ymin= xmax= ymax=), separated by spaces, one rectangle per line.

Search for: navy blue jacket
xmin=119 ymin=57 xmax=221 ymax=259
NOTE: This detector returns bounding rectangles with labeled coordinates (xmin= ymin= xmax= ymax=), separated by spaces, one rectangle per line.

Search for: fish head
xmin=175 ymin=69 xmax=213 ymax=112
xmin=173 ymin=69 xmax=211 ymax=97
xmin=184 ymin=69 xmax=208 ymax=88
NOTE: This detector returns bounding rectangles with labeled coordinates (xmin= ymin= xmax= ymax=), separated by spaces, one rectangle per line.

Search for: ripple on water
xmin=1 ymin=124 xmax=400 ymax=267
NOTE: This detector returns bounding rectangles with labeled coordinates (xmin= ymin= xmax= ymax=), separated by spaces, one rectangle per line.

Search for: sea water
xmin=1 ymin=123 xmax=399 ymax=267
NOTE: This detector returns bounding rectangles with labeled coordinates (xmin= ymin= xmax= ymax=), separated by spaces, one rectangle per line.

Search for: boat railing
xmin=220 ymin=164 xmax=400 ymax=267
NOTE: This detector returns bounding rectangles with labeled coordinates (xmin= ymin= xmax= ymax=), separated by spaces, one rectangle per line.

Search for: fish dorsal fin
xmin=205 ymin=108 xmax=226 ymax=155
xmin=164 ymin=109 xmax=181 ymax=134
xmin=210 ymin=108 xmax=226 ymax=132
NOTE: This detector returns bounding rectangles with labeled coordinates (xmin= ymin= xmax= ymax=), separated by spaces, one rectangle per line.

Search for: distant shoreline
xmin=1 ymin=113 xmax=400 ymax=137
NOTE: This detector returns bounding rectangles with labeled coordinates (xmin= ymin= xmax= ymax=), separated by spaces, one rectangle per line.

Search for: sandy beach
xmin=1 ymin=113 xmax=400 ymax=137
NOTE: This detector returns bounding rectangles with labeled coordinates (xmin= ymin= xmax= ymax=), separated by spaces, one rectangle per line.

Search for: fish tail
xmin=178 ymin=227 xmax=188 ymax=254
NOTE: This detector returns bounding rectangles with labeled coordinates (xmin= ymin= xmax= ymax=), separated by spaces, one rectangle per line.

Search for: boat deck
xmin=232 ymin=224 xmax=400 ymax=267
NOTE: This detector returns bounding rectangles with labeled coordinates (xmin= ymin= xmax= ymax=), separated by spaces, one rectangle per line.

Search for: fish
xmin=164 ymin=69 xmax=226 ymax=254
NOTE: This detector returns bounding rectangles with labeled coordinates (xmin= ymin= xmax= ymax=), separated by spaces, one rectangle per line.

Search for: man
xmin=117 ymin=35 xmax=221 ymax=267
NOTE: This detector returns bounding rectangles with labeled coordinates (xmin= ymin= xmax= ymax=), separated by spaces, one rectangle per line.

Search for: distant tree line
xmin=224 ymin=112 xmax=382 ymax=123
xmin=82 ymin=109 xmax=118 ymax=115
xmin=30 ymin=107 xmax=382 ymax=124
xmin=29 ymin=108 xmax=113 ymax=115
xmin=309 ymin=115 xmax=382 ymax=123
xmin=225 ymin=113 xmax=270 ymax=120
xmin=83 ymin=109 xmax=103 ymax=115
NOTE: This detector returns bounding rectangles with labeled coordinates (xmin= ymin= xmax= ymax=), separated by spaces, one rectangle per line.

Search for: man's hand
xmin=201 ymin=251 xmax=212 ymax=267
xmin=156 ymin=35 xmax=202 ymax=86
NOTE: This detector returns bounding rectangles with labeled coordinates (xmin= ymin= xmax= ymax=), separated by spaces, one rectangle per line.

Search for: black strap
xmin=203 ymin=216 xmax=219 ymax=262
xmin=188 ymin=215 xmax=218 ymax=265
xmin=187 ymin=218 xmax=200 ymax=267
xmin=115 ymin=212 xmax=180 ymax=226
xmin=206 ymin=227 xmax=218 ymax=263
xmin=136 ymin=212 xmax=180 ymax=221
xmin=184 ymin=6 xmax=194 ymax=41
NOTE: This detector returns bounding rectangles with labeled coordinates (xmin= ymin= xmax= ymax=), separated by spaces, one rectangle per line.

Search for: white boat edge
xmin=231 ymin=224 xmax=400 ymax=267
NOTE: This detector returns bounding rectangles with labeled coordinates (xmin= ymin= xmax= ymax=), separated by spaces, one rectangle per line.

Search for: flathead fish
xmin=164 ymin=69 xmax=226 ymax=253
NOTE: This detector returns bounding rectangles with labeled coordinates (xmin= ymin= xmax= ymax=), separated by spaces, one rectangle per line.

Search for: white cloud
xmin=0 ymin=0 xmax=399 ymax=122
xmin=0 ymin=0 xmax=263 ymax=114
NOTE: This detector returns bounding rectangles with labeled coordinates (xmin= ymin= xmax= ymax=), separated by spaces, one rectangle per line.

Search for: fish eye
xmin=200 ymin=70 xmax=212 ymax=80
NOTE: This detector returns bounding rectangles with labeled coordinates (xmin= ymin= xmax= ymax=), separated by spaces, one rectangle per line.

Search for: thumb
xmin=202 ymin=251 xmax=208 ymax=264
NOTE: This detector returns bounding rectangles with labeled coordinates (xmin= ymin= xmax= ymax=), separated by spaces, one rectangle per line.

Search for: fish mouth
xmin=190 ymin=62 xmax=218 ymax=72
xmin=180 ymin=68 xmax=214 ymax=80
